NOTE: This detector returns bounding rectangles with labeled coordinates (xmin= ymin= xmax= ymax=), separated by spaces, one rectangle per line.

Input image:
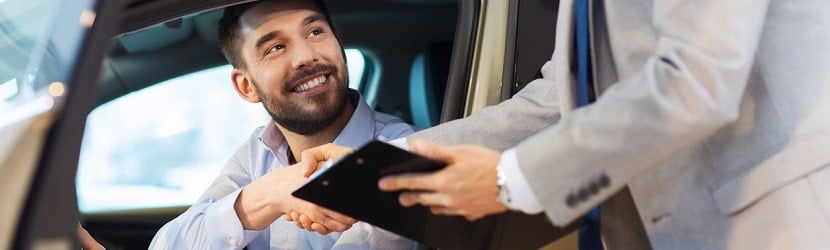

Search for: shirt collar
xmin=256 ymin=89 xmax=375 ymax=154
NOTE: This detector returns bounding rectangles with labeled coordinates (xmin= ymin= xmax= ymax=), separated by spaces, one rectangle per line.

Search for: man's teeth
xmin=295 ymin=75 xmax=327 ymax=92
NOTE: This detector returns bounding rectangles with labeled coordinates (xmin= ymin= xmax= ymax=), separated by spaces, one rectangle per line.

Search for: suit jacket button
xmin=566 ymin=194 xmax=578 ymax=208
xmin=588 ymin=181 xmax=600 ymax=194
xmin=598 ymin=174 xmax=610 ymax=188
xmin=578 ymin=187 xmax=591 ymax=201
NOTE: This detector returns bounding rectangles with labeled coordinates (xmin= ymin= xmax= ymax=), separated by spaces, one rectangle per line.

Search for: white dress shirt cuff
xmin=500 ymin=148 xmax=544 ymax=214
xmin=389 ymin=137 xmax=409 ymax=150
xmin=205 ymin=189 xmax=261 ymax=249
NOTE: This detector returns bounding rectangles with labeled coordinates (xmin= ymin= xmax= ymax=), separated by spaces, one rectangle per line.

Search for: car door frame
xmin=455 ymin=0 xmax=581 ymax=249
xmin=11 ymin=0 xmax=122 ymax=248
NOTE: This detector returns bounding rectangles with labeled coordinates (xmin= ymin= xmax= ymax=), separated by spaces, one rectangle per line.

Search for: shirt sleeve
xmin=149 ymin=141 xmax=264 ymax=249
xmin=331 ymin=222 xmax=416 ymax=250
xmin=374 ymin=114 xmax=417 ymax=143
xmin=499 ymin=148 xmax=544 ymax=214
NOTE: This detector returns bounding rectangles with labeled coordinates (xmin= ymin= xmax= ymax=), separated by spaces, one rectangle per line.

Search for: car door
xmin=456 ymin=0 xmax=581 ymax=249
xmin=0 ymin=0 xmax=120 ymax=248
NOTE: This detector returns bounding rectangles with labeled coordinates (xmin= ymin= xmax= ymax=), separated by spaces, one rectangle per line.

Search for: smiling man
xmin=148 ymin=0 xmax=416 ymax=249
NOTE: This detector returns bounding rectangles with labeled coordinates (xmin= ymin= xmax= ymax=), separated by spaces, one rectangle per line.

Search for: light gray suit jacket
xmin=410 ymin=0 xmax=830 ymax=248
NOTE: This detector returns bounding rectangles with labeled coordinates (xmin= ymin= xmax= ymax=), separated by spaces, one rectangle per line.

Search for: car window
xmin=77 ymin=49 xmax=368 ymax=213
xmin=345 ymin=49 xmax=366 ymax=90
xmin=0 ymin=0 xmax=60 ymax=113
xmin=0 ymin=0 xmax=77 ymax=247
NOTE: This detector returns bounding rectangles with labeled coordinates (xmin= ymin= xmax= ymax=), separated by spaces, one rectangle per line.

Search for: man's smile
xmin=291 ymin=74 xmax=330 ymax=96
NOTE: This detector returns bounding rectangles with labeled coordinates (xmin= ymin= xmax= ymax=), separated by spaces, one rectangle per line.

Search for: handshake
xmin=268 ymin=139 xmax=508 ymax=235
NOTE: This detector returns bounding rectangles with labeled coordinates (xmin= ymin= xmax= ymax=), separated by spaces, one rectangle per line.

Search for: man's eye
xmin=309 ymin=29 xmax=323 ymax=38
xmin=268 ymin=44 xmax=285 ymax=54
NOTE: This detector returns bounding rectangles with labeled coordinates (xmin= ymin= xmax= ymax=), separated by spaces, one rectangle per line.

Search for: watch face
xmin=497 ymin=168 xmax=512 ymax=206
xmin=497 ymin=169 xmax=506 ymax=185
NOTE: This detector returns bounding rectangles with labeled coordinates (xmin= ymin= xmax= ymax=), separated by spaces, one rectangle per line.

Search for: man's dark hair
xmin=218 ymin=0 xmax=336 ymax=69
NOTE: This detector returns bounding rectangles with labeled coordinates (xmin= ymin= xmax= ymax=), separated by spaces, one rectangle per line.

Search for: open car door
xmin=0 ymin=0 xmax=120 ymax=248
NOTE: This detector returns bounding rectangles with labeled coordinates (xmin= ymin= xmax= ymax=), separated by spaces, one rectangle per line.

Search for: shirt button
xmin=229 ymin=238 xmax=238 ymax=246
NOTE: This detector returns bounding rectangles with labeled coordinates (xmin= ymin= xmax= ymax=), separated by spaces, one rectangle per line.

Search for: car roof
xmin=119 ymin=0 xmax=456 ymax=34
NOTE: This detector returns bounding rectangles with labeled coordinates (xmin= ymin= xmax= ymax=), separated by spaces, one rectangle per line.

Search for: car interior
xmin=97 ymin=0 xmax=458 ymax=127
xmin=83 ymin=0 xmax=460 ymax=248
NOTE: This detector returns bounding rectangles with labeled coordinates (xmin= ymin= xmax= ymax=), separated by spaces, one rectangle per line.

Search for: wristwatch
xmin=496 ymin=166 xmax=516 ymax=210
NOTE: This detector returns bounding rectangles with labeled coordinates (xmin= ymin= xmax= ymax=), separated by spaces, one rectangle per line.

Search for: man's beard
xmin=254 ymin=65 xmax=350 ymax=135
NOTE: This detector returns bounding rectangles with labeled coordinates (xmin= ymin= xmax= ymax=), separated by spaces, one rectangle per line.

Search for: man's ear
xmin=231 ymin=68 xmax=261 ymax=103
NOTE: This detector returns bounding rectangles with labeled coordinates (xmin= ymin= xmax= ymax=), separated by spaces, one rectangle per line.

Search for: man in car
xmin=148 ymin=0 xmax=416 ymax=248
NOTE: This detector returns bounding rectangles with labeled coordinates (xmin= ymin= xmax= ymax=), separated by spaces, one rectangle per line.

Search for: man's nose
xmin=291 ymin=41 xmax=320 ymax=69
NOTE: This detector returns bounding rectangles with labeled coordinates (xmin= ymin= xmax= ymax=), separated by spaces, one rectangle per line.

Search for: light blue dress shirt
xmin=150 ymin=93 xmax=417 ymax=249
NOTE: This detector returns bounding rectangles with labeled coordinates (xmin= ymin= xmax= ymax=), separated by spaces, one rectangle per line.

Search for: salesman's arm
xmin=390 ymin=0 xmax=771 ymax=226
xmin=406 ymin=69 xmax=565 ymax=151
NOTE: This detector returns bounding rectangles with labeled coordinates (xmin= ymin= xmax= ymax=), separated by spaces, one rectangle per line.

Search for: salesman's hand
xmin=236 ymin=162 xmax=355 ymax=234
xmin=379 ymin=139 xmax=507 ymax=221
xmin=299 ymin=143 xmax=355 ymax=177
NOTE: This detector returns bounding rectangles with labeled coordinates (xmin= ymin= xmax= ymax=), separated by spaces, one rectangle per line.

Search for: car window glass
xmin=0 ymin=0 xmax=59 ymax=113
xmin=77 ymin=49 xmax=368 ymax=213
xmin=345 ymin=49 xmax=365 ymax=90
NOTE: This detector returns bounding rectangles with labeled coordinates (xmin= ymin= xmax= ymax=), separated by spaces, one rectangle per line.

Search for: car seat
xmin=408 ymin=41 xmax=453 ymax=129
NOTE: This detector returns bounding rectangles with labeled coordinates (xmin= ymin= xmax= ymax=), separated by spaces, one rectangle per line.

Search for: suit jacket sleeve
xmin=406 ymin=0 xmax=579 ymax=150
xmin=407 ymin=73 xmax=564 ymax=151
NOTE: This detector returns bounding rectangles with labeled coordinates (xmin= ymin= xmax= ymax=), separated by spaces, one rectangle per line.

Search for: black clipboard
xmin=292 ymin=140 xmax=580 ymax=250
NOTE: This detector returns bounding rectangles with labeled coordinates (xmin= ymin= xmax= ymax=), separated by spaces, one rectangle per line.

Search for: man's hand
xmin=77 ymin=224 xmax=105 ymax=250
xmin=235 ymin=162 xmax=355 ymax=234
xmin=378 ymin=139 xmax=507 ymax=221
xmin=283 ymin=143 xmax=356 ymax=233
xmin=284 ymin=211 xmax=329 ymax=233
xmin=299 ymin=143 xmax=355 ymax=177
xmin=284 ymin=210 xmax=338 ymax=234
